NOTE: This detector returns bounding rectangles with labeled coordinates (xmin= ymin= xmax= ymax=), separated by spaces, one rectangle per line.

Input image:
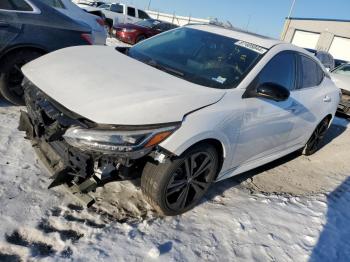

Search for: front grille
xmin=22 ymin=80 xmax=94 ymax=177
xmin=23 ymin=80 xmax=92 ymax=141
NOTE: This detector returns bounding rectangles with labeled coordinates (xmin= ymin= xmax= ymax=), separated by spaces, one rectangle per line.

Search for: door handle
xmin=323 ymin=96 xmax=332 ymax=103
xmin=0 ymin=21 xmax=9 ymax=27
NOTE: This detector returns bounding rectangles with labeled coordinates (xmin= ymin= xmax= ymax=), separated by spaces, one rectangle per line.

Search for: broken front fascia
xmin=18 ymin=80 xmax=180 ymax=204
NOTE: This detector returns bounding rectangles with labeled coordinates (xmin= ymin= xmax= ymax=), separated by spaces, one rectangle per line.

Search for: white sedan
xmin=20 ymin=24 xmax=340 ymax=215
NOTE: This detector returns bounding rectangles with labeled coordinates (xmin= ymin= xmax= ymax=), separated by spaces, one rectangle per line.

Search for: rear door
xmin=126 ymin=6 xmax=139 ymax=23
xmin=0 ymin=0 xmax=31 ymax=53
xmin=291 ymin=54 xmax=337 ymax=145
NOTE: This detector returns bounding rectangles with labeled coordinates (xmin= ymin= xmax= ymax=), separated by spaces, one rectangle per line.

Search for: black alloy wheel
xmin=303 ymin=117 xmax=330 ymax=155
xmin=165 ymin=151 xmax=215 ymax=211
xmin=141 ymin=143 xmax=219 ymax=216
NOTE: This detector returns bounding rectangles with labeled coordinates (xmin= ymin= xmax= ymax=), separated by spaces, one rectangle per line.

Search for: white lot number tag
xmin=235 ymin=41 xmax=267 ymax=54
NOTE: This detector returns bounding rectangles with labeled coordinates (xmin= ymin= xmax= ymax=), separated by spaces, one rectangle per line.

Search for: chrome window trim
xmin=0 ymin=0 xmax=41 ymax=14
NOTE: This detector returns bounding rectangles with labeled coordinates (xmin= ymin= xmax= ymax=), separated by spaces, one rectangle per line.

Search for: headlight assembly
xmin=63 ymin=124 xmax=179 ymax=154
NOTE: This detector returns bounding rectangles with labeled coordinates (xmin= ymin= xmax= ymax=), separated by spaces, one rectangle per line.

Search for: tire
xmin=303 ymin=117 xmax=330 ymax=156
xmin=136 ymin=35 xmax=146 ymax=43
xmin=141 ymin=143 xmax=219 ymax=216
xmin=0 ymin=50 xmax=42 ymax=105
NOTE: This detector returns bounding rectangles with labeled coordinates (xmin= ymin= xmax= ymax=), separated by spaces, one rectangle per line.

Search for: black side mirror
xmin=255 ymin=82 xmax=290 ymax=102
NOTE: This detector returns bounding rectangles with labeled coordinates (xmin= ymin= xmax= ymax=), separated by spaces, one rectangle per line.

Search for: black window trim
xmin=296 ymin=52 xmax=325 ymax=90
xmin=0 ymin=0 xmax=40 ymax=14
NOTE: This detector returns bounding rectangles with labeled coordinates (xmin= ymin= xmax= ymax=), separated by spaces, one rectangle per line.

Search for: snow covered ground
xmin=0 ymin=99 xmax=350 ymax=262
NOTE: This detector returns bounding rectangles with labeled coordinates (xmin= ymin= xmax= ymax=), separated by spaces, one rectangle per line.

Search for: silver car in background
xmin=331 ymin=63 xmax=350 ymax=116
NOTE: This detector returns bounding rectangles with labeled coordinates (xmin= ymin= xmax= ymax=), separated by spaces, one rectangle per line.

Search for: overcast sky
xmin=120 ymin=0 xmax=350 ymax=38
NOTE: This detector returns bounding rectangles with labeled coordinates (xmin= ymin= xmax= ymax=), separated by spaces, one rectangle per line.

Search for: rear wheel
xmin=141 ymin=144 xmax=219 ymax=216
xmin=0 ymin=50 xmax=42 ymax=105
xmin=303 ymin=117 xmax=330 ymax=155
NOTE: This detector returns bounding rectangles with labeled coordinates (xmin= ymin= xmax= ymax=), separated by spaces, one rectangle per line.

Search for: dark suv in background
xmin=0 ymin=0 xmax=94 ymax=105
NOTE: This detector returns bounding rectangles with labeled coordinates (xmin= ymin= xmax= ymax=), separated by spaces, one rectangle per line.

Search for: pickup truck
xmin=97 ymin=3 xmax=151 ymax=29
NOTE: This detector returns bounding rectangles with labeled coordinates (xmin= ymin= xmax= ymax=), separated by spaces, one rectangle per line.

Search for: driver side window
xmin=257 ymin=52 xmax=296 ymax=91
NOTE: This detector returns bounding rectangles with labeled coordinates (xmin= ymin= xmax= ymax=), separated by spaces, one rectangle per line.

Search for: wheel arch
xmin=189 ymin=138 xmax=225 ymax=179
xmin=136 ymin=34 xmax=147 ymax=43
xmin=0 ymin=45 xmax=47 ymax=71
xmin=164 ymin=136 xmax=228 ymax=180
xmin=325 ymin=113 xmax=333 ymax=126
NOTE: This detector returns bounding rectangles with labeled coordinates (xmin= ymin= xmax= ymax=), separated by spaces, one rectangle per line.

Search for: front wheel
xmin=141 ymin=144 xmax=219 ymax=216
xmin=303 ymin=117 xmax=330 ymax=155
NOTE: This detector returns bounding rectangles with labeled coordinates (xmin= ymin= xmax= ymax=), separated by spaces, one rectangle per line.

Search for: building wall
xmin=281 ymin=19 xmax=350 ymax=52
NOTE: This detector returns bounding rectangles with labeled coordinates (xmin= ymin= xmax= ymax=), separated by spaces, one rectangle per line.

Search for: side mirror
xmin=256 ymin=82 xmax=290 ymax=102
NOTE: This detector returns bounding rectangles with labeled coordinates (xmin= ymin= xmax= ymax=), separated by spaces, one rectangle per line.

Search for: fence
xmin=146 ymin=10 xmax=210 ymax=26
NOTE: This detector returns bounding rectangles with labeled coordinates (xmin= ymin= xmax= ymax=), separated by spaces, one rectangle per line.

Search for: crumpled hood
xmin=22 ymin=46 xmax=225 ymax=125
xmin=331 ymin=73 xmax=350 ymax=92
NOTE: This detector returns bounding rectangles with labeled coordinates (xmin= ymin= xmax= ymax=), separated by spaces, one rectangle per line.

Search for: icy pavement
xmin=0 ymin=101 xmax=349 ymax=261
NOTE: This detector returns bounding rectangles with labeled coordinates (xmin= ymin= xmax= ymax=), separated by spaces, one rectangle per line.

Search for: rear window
xmin=138 ymin=9 xmax=150 ymax=19
xmin=0 ymin=0 xmax=33 ymax=11
xmin=299 ymin=55 xmax=324 ymax=89
xmin=40 ymin=0 xmax=65 ymax=9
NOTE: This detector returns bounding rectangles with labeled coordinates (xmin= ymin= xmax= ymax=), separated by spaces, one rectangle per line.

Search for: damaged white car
xmin=19 ymin=25 xmax=340 ymax=215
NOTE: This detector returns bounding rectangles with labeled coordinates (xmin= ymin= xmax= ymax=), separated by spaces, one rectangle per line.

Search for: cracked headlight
xmin=63 ymin=125 xmax=179 ymax=154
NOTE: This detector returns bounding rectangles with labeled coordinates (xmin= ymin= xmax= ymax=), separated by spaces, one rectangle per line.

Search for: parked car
xmin=19 ymin=25 xmax=340 ymax=215
xmin=41 ymin=0 xmax=107 ymax=45
xmin=0 ymin=0 xmax=95 ymax=105
xmin=113 ymin=19 xmax=178 ymax=45
xmin=335 ymin=58 xmax=349 ymax=68
xmin=305 ymin=48 xmax=335 ymax=71
xmin=97 ymin=3 xmax=151 ymax=29
xmin=331 ymin=63 xmax=350 ymax=116
xmin=75 ymin=0 xmax=106 ymax=8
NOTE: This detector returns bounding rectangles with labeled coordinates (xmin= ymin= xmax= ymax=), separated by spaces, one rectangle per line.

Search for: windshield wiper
xmin=145 ymin=59 xmax=185 ymax=78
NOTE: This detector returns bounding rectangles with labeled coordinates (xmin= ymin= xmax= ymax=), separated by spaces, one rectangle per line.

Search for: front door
xmin=232 ymin=52 xmax=300 ymax=167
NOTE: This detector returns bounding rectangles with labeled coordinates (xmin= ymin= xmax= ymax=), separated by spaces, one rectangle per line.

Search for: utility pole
xmin=282 ymin=0 xmax=296 ymax=40
xmin=147 ymin=0 xmax=152 ymax=10
xmin=245 ymin=14 xmax=252 ymax=32
xmin=287 ymin=0 xmax=296 ymax=19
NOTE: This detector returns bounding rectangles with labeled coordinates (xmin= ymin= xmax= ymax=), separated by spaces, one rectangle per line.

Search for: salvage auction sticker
xmin=235 ymin=41 xmax=267 ymax=54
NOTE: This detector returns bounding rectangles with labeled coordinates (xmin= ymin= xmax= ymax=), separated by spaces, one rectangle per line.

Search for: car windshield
xmin=135 ymin=19 xmax=161 ymax=28
xmin=333 ymin=64 xmax=350 ymax=76
xmin=128 ymin=27 xmax=265 ymax=89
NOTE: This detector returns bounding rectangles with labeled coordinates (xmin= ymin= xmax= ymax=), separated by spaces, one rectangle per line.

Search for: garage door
xmin=329 ymin=36 xmax=350 ymax=61
xmin=291 ymin=30 xmax=320 ymax=49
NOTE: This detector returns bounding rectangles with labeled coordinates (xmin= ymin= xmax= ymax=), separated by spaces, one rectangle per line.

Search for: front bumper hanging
xmin=19 ymin=110 xmax=98 ymax=206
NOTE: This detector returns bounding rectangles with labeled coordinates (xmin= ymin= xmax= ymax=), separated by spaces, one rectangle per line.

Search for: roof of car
xmin=186 ymin=24 xmax=284 ymax=49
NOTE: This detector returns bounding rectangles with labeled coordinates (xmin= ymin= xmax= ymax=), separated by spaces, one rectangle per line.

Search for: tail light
xmin=96 ymin=18 xmax=105 ymax=27
xmin=81 ymin=33 xmax=94 ymax=45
